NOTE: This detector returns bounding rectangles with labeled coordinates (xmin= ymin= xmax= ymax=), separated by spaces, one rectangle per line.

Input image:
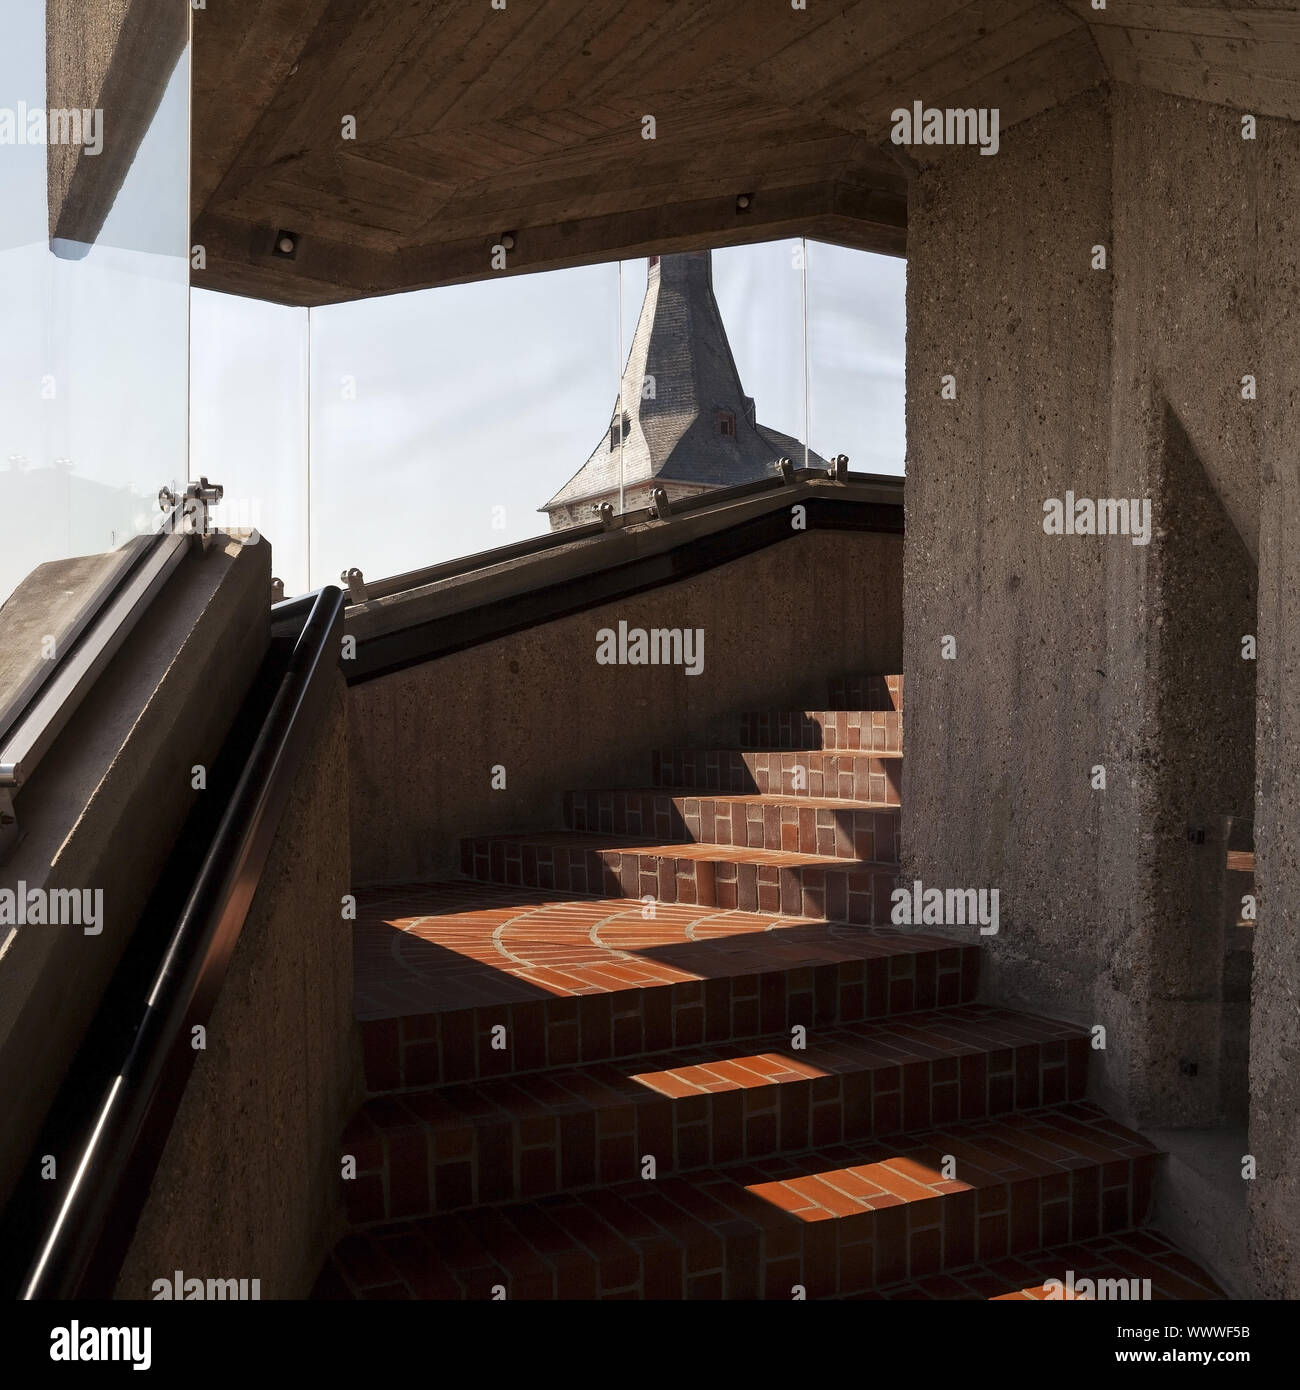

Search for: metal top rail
xmin=326 ymin=461 xmax=903 ymax=607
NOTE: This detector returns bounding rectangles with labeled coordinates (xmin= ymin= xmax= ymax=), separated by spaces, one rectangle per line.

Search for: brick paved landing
xmin=354 ymin=880 xmax=964 ymax=1020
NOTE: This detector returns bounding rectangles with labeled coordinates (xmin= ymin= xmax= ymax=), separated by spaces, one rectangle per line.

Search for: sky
xmin=193 ymin=239 xmax=906 ymax=596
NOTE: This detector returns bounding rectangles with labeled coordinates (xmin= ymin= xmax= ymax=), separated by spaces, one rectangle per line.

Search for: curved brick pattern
xmin=652 ymin=748 xmax=902 ymax=802
xmin=459 ymin=832 xmax=899 ymax=923
xmin=564 ymin=789 xmax=901 ymax=862
xmin=316 ymin=1102 xmax=1160 ymax=1299
xmin=734 ymin=709 xmax=902 ymax=753
xmin=342 ymin=1006 xmax=1087 ymax=1226
xmin=353 ymin=881 xmax=977 ymax=1092
xmin=864 ymin=1229 xmax=1225 ymax=1300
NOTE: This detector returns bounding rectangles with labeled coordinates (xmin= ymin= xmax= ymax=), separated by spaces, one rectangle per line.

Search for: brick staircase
xmin=315 ymin=674 xmax=1223 ymax=1301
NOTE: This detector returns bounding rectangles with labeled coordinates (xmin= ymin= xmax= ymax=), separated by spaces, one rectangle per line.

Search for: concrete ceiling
xmin=186 ymin=0 xmax=1300 ymax=306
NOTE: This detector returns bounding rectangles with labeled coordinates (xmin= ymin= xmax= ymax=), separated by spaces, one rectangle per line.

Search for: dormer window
xmin=609 ymin=412 xmax=630 ymax=449
xmin=717 ymin=411 xmax=736 ymax=437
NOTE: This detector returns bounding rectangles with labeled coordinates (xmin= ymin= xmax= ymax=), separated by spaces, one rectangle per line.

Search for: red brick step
xmin=864 ymin=1228 xmax=1225 ymax=1300
xmin=341 ymin=1005 xmax=1087 ymax=1227
xmin=354 ymin=882 xmax=978 ymax=1094
xmin=315 ymin=1101 xmax=1159 ymax=1300
xmin=733 ymin=709 xmax=902 ymax=753
xmin=563 ymin=788 xmax=901 ymax=862
xmin=651 ymin=748 xmax=902 ymax=802
xmin=828 ymin=674 xmax=903 ymax=711
xmin=458 ymin=831 xmax=900 ymax=924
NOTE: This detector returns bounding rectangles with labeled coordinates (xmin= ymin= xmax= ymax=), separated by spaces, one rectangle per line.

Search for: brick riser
xmin=360 ymin=937 xmax=980 ymax=1093
xmin=563 ymin=790 xmax=900 ymax=862
xmin=652 ymin=749 xmax=902 ymax=802
xmin=345 ymin=1010 xmax=1088 ymax=1226
xmin=828 ymin=673 xmax=903 ymax=712
xmin=734 ymin=709 xmax=902 ymax=753
xmin=318 ymin=1103 xmax=1159 ymax=1300
xmin=460 ymin=834 xmax=899 ymax=924
xmin=868 ymin=1229 xmax=1224 ymax=1301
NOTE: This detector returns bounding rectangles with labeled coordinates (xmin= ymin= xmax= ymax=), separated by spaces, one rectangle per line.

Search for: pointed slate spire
xmin=542 ymin=251 xmax=824 ymax=524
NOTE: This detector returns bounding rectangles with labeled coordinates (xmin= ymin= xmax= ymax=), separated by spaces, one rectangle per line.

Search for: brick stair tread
xmin=735 ymin=708 xmax=902 ymax=729
xmin=651 ymin=747 xmax=903 ymax=804
xmin=464 ymin=829 xmax=896 ymax=870
xmin=342 ymin=1006 xmax=1090 ymax=1225
xmin=564 ymin=789 xmax=901 ymax=863
xmin=732 ymin=710 xmax=903 ymax=753
xmin=864 ymin=1229 xmax=1225 ymax=1300
xmin=354 ymin=881 xmax=974 ymax=1026
xmin=460 ymin=833 xmax=902 ymax=925
xmin=353 ymin=1005 xmax=1083 ymax=1128
xmin=667 ymin=748 xmax=903 ymax=760
xmin=571 ymin=788 xmax=902 ymax=812
xmin=827 ymin=675 xmax=903 ymax=713
xmin=316 ymin=1101 xmax=1160 ymax=1299
xmin=738 ymin=709 xmax=897 ymax=719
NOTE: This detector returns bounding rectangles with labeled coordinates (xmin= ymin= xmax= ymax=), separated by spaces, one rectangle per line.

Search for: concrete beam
xmin=45 ymin=0 xmax=187 ymax=250
xmin=192 ymin=178 xmax=906 ymax=306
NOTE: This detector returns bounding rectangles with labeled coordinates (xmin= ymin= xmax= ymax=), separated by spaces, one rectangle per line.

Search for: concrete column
xmin=902 ymin=81 xmax=1297 ymax=1296
xmin=1249 ymin=111 xmax=1300 ymax=1301
xmin=903 ymin=84 xmax=1123 ymax=1093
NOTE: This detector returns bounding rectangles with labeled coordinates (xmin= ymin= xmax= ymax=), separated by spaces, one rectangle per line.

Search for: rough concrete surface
xmin=0 ymin=542 xmax=146 ymax=736
xmin=903 ymin=87 xmax=1119 ymax=1090
xmin=903 ymin=83 xmax=1297 ymax=1296
xmin=0 ymin=538 xmax=268 ymax=1214
xmin=1247 ymin=106 xmax=1300 ymax=1302
xmin=116 ymin=677 xmax=358 ymax=1300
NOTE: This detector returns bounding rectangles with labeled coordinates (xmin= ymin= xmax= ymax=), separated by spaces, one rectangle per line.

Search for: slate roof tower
xmin=542 ymin=250 xmax=826 ymax=527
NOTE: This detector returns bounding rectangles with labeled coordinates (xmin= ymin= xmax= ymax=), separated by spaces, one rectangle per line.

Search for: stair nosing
xmin=566 ymin=787 xmax=903 ymax=809
xmin=461 ymin=830 xmax=901 ymax=871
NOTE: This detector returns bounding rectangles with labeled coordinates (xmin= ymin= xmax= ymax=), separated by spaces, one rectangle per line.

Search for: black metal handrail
xmin=10 ymin=585 xmax=345 ymax=1299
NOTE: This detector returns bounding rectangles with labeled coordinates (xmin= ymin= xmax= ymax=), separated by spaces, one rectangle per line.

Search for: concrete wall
xmin=117 ymin=676 xmax=359 ymax=1300
xmin=1247 ymin=108 xmax=1300 ymax=1303
xmin=902 ymin=81 xmax=1298 ymax=1295
xmin=349 ymin=527 xmax=902 ymax=883
xmin=0 ymin=538 xmax=268 ymax=1215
